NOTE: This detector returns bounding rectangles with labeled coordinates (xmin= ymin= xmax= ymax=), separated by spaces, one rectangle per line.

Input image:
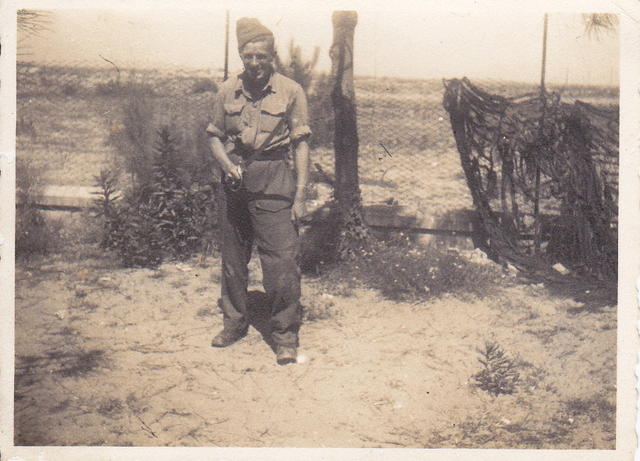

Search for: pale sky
xmin=18 ymin=7 xmax=619 ymax=85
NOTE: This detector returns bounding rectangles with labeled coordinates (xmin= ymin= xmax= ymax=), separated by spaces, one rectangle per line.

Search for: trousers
xmin=219 ymin=186 xmax=302 ymax=347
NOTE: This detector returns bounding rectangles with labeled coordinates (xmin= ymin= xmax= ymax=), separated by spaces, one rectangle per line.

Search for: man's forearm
xmin=209 ymin=136 xmax=237 ymax=176
xmin=293 ymin=139 xmax=310 ymax=200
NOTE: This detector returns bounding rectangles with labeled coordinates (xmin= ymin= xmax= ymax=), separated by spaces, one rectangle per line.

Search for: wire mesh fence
xmin=16 ymin=61 xmax=619 ymax=235
xmin=318 ymin=76 xmax=474 ymax=216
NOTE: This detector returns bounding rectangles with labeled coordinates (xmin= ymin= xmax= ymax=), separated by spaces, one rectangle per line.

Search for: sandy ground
xmin=14 ymin=245 xmax=616 ymax=448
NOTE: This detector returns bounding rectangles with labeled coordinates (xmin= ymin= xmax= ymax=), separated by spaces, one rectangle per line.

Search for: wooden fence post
xmin=330 ymin=10 xmax=370 ymax=258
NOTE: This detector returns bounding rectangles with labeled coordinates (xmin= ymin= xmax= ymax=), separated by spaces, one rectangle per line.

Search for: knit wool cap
xmin=236 ymin=18 xmax=273 ymax=51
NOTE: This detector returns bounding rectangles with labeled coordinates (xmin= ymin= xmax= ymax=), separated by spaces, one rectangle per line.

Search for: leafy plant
xmin=473 ymin=341 xmax=520 ymax=396
xmin=94 ymin=127 xmax=217 ymax=267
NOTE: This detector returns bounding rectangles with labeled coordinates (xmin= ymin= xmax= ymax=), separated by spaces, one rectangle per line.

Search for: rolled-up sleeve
xmin=205 ymin=91 xmax=226 ymax=139
xmin=288 ymin=84 xmax=312 ymax=141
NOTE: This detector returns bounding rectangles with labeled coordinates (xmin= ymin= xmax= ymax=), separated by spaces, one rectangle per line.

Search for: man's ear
xmin=272 ymin=50 xmax=282 ymax=71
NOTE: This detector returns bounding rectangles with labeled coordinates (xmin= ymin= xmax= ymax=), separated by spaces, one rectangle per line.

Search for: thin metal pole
xmin=224 ymin=10 xmax=229 ymax=81
xmin=534 ymin=13 xmax=548 ymax=254
xmin=540 ymin=13 xmax=548 ymax=93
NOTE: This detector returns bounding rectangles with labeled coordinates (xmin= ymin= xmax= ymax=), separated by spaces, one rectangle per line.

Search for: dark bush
xmin=306 ymin=226 xmax=503 ymax=302
xmin=94 ymin=127 xmax=217 ymax=267
xmin=362 ymin=241 xmax=503 ymax=301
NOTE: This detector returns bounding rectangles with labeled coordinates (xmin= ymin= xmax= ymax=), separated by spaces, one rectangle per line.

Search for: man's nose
xmin=248 ymin=56 xmax=259 ymax=66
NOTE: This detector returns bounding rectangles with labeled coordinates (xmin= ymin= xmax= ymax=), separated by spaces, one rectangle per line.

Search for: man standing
xmin=206 ymin=18 xmax=311 ymax=365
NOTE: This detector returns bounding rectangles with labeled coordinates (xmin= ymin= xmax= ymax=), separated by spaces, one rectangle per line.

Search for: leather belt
xmin=242 ymin=145 xmax=289 ymax=164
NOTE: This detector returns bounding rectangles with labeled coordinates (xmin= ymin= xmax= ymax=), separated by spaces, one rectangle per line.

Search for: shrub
xmin=94 ymin=127 xmax=217 ymax=267
xmin=191 ymin=78 xmax=218 ymax=94
xmin=306 ymin=224 xmax=503 ymax=302
xmin=366 ymin=241 xmax=503 ymax=301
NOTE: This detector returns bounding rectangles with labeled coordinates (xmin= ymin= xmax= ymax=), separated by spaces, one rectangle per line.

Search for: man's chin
xmin=245 ymin=70 xmax=270 ymax=86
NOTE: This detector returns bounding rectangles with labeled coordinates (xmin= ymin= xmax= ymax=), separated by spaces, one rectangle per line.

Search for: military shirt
xmin=206 ymin=71 xmax=311 ymax=211
xmin=206 ymin=71 xmax=311 ymax=153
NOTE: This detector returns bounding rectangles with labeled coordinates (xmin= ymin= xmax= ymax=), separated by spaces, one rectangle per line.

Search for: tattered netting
xmin=443 ymin=78 xmax=618 ymax=279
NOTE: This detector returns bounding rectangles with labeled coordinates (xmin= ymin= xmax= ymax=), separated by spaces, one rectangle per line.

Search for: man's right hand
xmin=224 ymin=164 xmax=243 ymax=181
xmin=209 ymin=136 xmax=243 ymax=182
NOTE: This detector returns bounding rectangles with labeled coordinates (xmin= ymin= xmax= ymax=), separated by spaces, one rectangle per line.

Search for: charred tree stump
xmin=330 ymin=10 xmax=370 ymax=259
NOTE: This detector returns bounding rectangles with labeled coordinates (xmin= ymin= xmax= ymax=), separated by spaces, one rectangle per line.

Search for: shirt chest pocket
xmin=224 ymin=103 xmax=245 ymax=133
xmin=259 ymin=100 xmax=288 ymax=133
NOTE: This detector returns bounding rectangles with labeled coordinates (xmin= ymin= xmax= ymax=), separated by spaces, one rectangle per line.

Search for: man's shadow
xmin=219 ymin=290 xmax=277 ymax=352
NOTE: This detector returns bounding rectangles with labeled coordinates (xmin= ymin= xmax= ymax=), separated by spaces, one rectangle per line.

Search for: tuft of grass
xmin=302 ymin=294 xmax=339 ymax=321
xmin=196 ymin=306 xmax=216 ymax=317
xmin=564 ymin=395 xmax=616 ymax=425
xmin=473 ymin=341 xmax=520 ymax=396
xmin=58 ymin=349 xmax=106 ymax=377
xmin=97 ymin=398 xmax=124 ymax=417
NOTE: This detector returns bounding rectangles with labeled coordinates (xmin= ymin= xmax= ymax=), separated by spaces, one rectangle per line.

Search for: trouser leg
xmin=250 ymin=205 xmax=302 ymax=347
xmin=219 ymin=190 xmax=253 ymax=334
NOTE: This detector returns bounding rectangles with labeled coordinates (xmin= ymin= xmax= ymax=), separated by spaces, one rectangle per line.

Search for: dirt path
xmin=14 ymin=251 xmax=616 ymax=448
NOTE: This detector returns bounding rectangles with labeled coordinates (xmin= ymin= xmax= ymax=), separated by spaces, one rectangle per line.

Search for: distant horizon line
xmin=15 ymin=60 xmax=620 ymax=89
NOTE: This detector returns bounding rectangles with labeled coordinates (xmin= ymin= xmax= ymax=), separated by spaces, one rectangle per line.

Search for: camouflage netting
xmin=443 ymin=77 xmax=618 ymax=279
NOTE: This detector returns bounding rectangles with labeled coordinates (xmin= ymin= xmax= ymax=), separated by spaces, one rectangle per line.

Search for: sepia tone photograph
xmin=3 ymin=0 xmax=638 ymax=458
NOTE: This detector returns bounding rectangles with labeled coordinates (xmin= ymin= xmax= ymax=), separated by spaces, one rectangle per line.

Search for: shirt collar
xmin=236 ymin=71 xmax=277 ymax=99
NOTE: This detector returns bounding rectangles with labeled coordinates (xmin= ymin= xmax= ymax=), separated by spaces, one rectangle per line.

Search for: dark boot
xmin=276 ymin=345 xmax=297 ymax=365
xmin=211 ymin=329 xmax=246 ymax=348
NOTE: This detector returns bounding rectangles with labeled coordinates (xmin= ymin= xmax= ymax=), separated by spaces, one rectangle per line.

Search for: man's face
xmin=240 ymin=40 xmax=274 ymax=86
